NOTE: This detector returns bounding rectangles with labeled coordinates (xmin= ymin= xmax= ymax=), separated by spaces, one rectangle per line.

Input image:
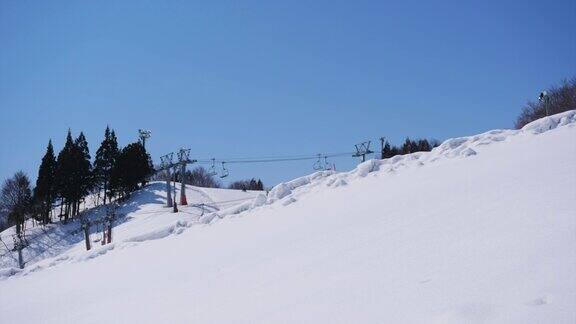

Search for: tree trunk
xmin=64 ymin=202 xmax=69 ymax=221
xmin=103 ymin=181 xmax=108 ymax=205
xmin=43 ymin=197 xmax=50 ymax=224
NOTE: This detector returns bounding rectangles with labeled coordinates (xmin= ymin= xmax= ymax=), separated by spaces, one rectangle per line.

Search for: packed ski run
xmin=1 ymin=111 xmax=575 ymax=323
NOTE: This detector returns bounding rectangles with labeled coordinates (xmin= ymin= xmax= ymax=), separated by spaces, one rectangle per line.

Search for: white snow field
xmin=1 ymin=111 xmax=575 ymax=323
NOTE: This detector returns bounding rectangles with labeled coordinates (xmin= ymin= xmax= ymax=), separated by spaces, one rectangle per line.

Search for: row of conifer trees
xmin=380 ymin=138 xmax=440 ymax=159
xmin=33 ymin=126 xmax=154 ymax=224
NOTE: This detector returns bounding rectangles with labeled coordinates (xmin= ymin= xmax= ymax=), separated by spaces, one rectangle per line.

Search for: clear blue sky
xmin=1 ymin=0 xmax=574 ymax=187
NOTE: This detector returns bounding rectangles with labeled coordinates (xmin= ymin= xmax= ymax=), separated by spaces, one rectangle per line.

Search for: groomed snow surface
xmin=1 ymin=111 xmax=575 ymax=323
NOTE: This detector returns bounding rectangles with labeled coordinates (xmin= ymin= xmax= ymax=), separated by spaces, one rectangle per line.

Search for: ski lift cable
xmin=198 ymin=151 xmax=353 ymax=162
xmin=200 ymin=152 xmax=328 ymax=161
xmin=194 ymin=152 xmax=356 ymax=165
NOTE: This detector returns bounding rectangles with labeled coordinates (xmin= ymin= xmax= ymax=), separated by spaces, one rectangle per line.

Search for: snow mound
xmin=521 ymin=110 xmax=576 ymax=134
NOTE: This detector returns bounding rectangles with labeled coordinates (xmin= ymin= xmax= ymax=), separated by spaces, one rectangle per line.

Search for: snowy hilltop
xmin=1 ymin=110 xmax=575 ymax=324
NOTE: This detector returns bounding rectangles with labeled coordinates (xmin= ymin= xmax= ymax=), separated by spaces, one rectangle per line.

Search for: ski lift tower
xmin=352 ymin=141 xmax=374 ymax=162
xmin=138 ymin=129 xmax=152 ymax=149
xmin=160 ymin=153 xmax=174 ymax=207
xmin=177 ymin=148 xmax=197 ymax=205
xmin=539 ymin=90 xmax=550 ymax=116
xmin=379 ymin=137 xmax=386 ymax=159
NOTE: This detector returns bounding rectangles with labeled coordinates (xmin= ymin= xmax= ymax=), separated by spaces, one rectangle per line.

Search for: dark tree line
xmin=515 ymin=78 xmax=576 ymax=129
xmin=228 ymin=178 xmax=264 ymax=191
xmin=1 ymin=126 xmax=153 ymax=233
xmin=381 ymin=138 xmax=440 ymax=159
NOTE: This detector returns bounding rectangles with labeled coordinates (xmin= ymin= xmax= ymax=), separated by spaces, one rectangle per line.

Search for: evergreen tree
xmin=108 ymin=163 xmax=122 ymax=200
xmin=411 ymin=139 xmax=419 ymax=152
xmin=72 ymin=132 xmax=92 ymax=215
xmin=417 ymin=139 xmax=431 ymax=152
xmin=55 ymin=130 xmax=76 ymax=220
xmin=381 ymin=141 xmax=392 ymax=159
xmin=94 ymin=127 xmax=119 ymax=204
xmin=401 ymin=137 xmax=413 ymax=154
xmin=109 ymin=142 xmax=153 ymax=198
xmin=33 ymin=140 xmax=57 ymax=224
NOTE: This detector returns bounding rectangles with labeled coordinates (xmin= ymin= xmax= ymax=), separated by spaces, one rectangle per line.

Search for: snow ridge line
xmin=199 ymin=110 xmax=576 ymax=224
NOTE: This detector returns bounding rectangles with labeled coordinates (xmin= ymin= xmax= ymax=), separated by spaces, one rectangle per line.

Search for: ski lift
xmin=209 ymin=158 xmax=217 ymax=176
xmin=220 ymin=162 xmax=229 ymax=178
xmin=313 ymin=154 xmax=323 ymax=171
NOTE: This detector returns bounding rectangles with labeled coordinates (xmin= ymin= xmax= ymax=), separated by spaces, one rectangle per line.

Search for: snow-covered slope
xmin=0 ymin=184 xmax=260 ymax=273
xmin=1 ymin=111 xmax=575 ymax=324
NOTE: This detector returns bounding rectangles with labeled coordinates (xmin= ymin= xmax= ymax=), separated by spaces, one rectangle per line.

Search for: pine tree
xmin=72 ymin=132 xmax=92 ymax=215
xmin=382 ymin=141 xmax=392 ymax=159
xmin=108 ymin=161 xmax=122 ymax=200
xmin=33 ymin=140 xmax=57 ymax=224
xmin=390 ymin=145 xmax=399 ymax=157
xmin=417 ymin=139 xmax=431 ymax=152
xmin=401 ymin=137 xmax=412 ymax=154
xmin=55 ymin=130 xmax=75 ymax=220
xmin=109 ymin=142 xmax=153 ymax=198
xmin=94 ymin=127 xmax=119 ymax=204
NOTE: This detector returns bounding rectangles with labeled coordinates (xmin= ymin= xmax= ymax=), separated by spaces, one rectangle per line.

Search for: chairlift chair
xmin=313 ymin=154 xmax=323 ymax=171
xmin=323 ymin=156 xmax=331 ymax=170
xmin=220 ymin=162 xmax=229 ymax=178
xmin=209 ymin=158 xmax=217 ymax=176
